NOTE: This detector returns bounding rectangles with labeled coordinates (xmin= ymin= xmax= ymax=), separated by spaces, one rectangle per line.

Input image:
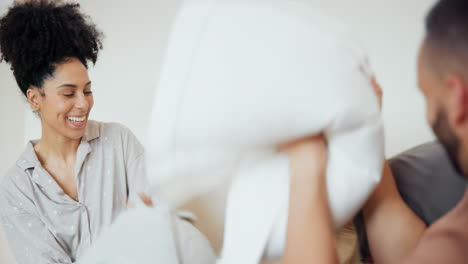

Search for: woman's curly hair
xmin=0 ymin=0 xmax=103 ymax=96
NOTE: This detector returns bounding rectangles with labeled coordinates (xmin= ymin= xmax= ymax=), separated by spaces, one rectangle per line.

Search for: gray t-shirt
xmin=355 ymin=141 xmax=468 ymax=260
xmin=390 ymin=141 xmax=467 ymax=224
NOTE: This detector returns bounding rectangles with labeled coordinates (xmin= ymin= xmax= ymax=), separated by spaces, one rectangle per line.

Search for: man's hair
xmin=0 ymin=0 xmax=103 ymax=96
xmin=424 ymin=0 xmax=468 ymax=71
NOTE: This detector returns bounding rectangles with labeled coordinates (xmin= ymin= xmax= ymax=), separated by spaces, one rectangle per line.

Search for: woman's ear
xmin=26 ymin=88 xmax=42 ymax=112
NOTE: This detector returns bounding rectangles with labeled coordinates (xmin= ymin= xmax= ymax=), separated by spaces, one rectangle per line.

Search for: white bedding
xmin=143 ymin=0 xmax=385 ymax=263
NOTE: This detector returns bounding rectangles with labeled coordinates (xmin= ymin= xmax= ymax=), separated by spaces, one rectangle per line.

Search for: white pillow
xmin=146 ymin=0 xmax=384 ymax=263
xmin=78 ymin=206 xmax=216 ymax=264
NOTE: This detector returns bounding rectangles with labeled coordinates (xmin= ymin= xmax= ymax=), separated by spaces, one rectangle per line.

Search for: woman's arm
xmin=281 ymin=135 xmax=339 ymax=264
xmin=1 ymin=212 xmax=72 ymax=264
xmin=280 ymin=75 xmax=384 ymax=263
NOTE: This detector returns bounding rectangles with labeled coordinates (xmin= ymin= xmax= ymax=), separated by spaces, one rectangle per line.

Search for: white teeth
xmin=67 ymin=116 xmax=86 ymax=122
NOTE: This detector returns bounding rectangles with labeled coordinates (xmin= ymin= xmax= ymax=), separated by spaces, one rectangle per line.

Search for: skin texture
xmin=283 ymin=37 xmax=468 ymax=263
xmin=363 ymin=68 xmax=427 ymax=264
xmin=280 ymin=71 xmax=384 ymax=263
xmin=363 ymin=161 xmax=426 ymax=264
xmin=418 ymin=44 xmax=468 ymax=177
xmin=0 ymin=0 xmax=103 ymax=200
xmin=365 ymin=22 xmax=468 ymax=260
xmin=281 ymin=74 xmax=426 ymax=264
xmin=281 ymin=135 xmax=338 ymax=264
xmin=30 ymin=57 xmax=93 ymax=201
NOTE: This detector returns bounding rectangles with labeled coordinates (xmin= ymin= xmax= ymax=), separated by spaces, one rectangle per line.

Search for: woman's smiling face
xmin=28 ymin=57 xmax=94 ymax=141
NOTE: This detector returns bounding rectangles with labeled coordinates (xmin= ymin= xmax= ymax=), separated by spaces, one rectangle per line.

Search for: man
xmin=283 ymin=0 xmax=468 ymax=263
xmin=355 ymin=140 xmax=467 ymax=263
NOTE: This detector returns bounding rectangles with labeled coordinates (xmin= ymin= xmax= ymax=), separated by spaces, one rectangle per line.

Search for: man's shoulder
xmin=389 ymin=141 xmax=467 ymax=224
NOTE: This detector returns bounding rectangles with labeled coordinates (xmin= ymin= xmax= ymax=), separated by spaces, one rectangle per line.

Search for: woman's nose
xmin=75 ymin=93 xmax=90 ymax=110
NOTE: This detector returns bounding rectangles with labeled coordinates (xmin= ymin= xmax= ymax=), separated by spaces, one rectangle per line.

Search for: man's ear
xmin=446 ymin=74 xmax=468 ymax=127
xmin=26 ymin=88 xmax=42 ymax=112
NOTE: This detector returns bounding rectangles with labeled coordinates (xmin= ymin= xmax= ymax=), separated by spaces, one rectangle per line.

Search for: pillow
xmin=145 ymin=0 xmax=384 ymax=262
xmin=78 ymin=206 xmax=216 ymax=264
xmin=355 ymin=141 xmax=468 ymax=260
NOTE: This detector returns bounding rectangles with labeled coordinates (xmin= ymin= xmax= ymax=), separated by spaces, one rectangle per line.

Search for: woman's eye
xmin=84 ymin=91 xmax=93 ymax=95
xmin=64 ymin=94 xmax=74 ymax=97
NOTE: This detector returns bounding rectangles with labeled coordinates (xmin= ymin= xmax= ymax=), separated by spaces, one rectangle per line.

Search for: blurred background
xmin=0 ymin=0 xmax=437 ymax=263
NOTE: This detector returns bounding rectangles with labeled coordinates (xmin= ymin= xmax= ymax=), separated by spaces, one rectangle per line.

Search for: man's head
xmin=418 ymin=0 xmax=468 ymax=177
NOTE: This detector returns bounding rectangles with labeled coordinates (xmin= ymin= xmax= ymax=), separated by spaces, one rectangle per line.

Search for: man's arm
xmin=363 ymin=161 xmax=427 ymax=264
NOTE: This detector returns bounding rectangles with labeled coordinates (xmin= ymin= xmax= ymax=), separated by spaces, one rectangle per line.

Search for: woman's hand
xmin=278 ymin=135 xmax=328 ymax=185
xmin=126 ymin=193 xmax=154 ymax=208
xmin=371 ymin=75 xmax=383 ymax=109
xmin=280 ymin=135 xmax=338 ymax=264
xmin=138 ymin=193 xmax=154 ymax=207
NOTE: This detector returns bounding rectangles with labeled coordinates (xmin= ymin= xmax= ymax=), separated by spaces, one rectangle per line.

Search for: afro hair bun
xmin=0 ymin=0 xmax=104 ymax=96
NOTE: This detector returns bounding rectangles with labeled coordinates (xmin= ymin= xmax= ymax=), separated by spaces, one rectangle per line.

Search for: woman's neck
xmin=34 ymin=125 xmax=81 ymax=165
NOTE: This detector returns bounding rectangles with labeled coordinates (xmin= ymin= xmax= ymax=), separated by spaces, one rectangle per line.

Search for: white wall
xmin=0 ymin=3 xmax=25 ymax=263
xmin=0 ymin=0 xmax=437 ymax=263
xmin=315 ymin=0 xmax=436 ymax=157
xmin=0 ymin=44 xmax=24 ymax=264
xmin=23 ymin=0 xmax=184 ymax=143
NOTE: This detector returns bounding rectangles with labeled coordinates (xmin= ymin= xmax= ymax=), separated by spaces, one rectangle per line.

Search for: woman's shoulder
xmin=86 ymin=121 xmax=143 ymax=156
xmin=86 ymin=120 xmax=135 ymax=141
xmin=1 ymin=143 xmax=37 ymax=191
xmin=1 ymin=165 xmax=27 ymax=188
xmin=0 ymin=164 xmax=34 ymax=216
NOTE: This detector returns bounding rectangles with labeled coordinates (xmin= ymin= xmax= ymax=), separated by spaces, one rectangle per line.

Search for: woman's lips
xmin=67 ymin=116 xmax=87 ymax=128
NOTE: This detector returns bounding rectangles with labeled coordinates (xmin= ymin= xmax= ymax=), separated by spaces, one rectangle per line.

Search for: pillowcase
xmin=79 ymin=206 xmax=216 ymax=264
xmin=145 ymin=0 xmax=384 ymax=262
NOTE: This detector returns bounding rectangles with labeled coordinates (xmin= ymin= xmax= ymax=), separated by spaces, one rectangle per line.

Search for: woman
xmin=0 ymin=1 xmax=215 ymax=263
xmin=0 ymin=1 xmax=340 ymax=263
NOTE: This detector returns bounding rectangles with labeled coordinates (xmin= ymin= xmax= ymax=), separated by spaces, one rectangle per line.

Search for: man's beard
xmin=432 ymin=108 xmax=464 ymax=177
